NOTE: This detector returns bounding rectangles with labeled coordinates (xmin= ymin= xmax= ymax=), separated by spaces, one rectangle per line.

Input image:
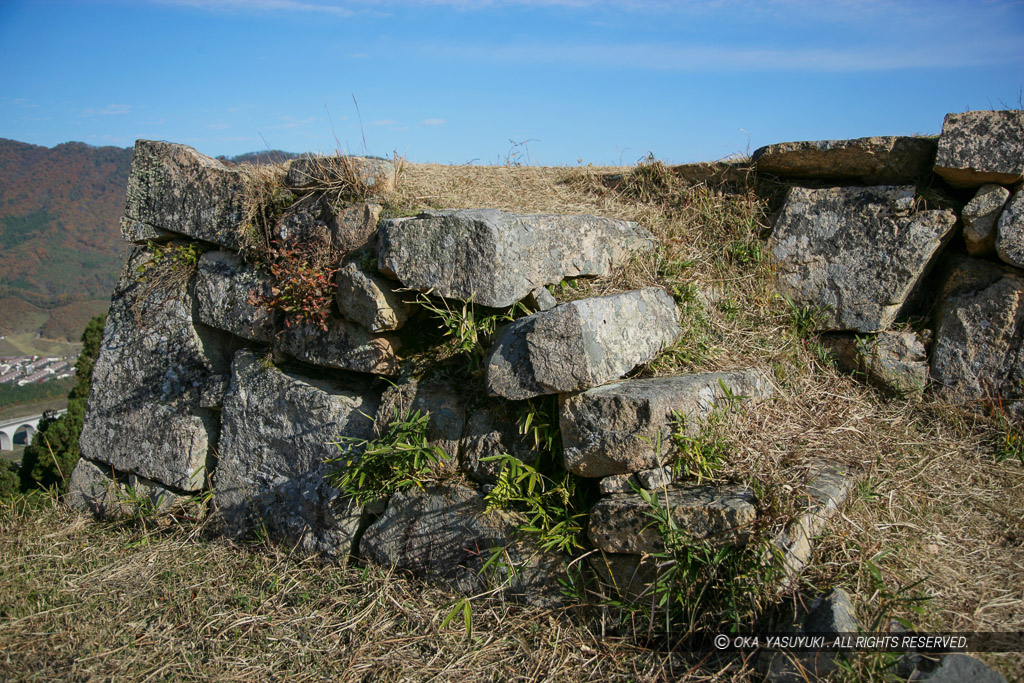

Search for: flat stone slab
xmin=934 ymin=110 xmax=1024 ymax=188
xmin=336 ymin=262 xmax=412 ymax=332
xmin=753 ymin=136 xmax=937 ymax=185
xmin=770 ymin=185 xmax=957 ymax=332
xmin=213 ymin=350 xmax=379 ymax=560
xmin=67 ymin=457 xmax=187 ymax=518
xmin=485 ymin=288 xmax=680 ymax=400
xmin=78 ymin=246 xmax=228 ymax=492
xmin=930 ymin=256 xmax=1024 ymax=419
xmin=377 ymin=209 xmax=656 ymax=308
xmin=561 ymin=369 xmax=773 ymax=478
xmin=963 ymin=184 xmax=1010 ymax=256
xmin=124 ymin=140 xmax=247 ymax=250
xmin=589 ymin=485 xmax=756 ymax=554
xmin=276 ymin=316 xmax=401 ymax=376
xmin=285 ymin=156 xmax=395 ymax=196
xmin=996 ymin=188 xmax=1024 ymax=268
xmin=359 ymin=484 xmax=517 ymax=594
xmin=194 ymin=250 xmax=276 ymax=343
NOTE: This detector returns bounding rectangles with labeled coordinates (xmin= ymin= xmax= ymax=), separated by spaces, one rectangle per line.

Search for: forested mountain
xmin=0 ymin=138 xmax=297 ymax=341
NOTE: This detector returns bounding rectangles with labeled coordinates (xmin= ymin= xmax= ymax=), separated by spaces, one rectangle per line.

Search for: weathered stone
xmin=67 ymin=457 xmax=187 ymax=518
xmin=194 ymin=250 xmax=276 ymax=343
xmin=588 ymin=552 xmax=660 ymax=601
xmin=274 ymin=192 xmax=330 ymax=244
xmin=124 ymin=140 xmax=247 ymax=249
xmin=460 ymin=400 xmax=539 ymax=484
xmin=753 ymin=136 xmax=937 ymax=185
xmin=930 ymin=257 xmax=1024 ymax=418
xmin=996 ymin=188 xmax=1024 ymax=268
xmin=560 ymin=369 xmax=772 ymax=478
xmin=377 ymin=209 xmax=656 ymax=308
xmin=359 ymin=484 xmax=518 ymax=594
xmin=285 ymin=156 xmax=395 ymax=196
xmin=803 ymin=587 xmax=859 ymax=634
xmin=375 ymin=375 xmax=466 ymax=472
xmin=770 ymin=185 xmax=957 ymax=332
xmin=934 ymin=110 xmax=1024 ymax=188
xmin=486 ymin=288 xmax=680 ymax=400
xmin=525 ymin=286 xmax=557 ymax=312
xmin=213 ymin=351 xmax=379 ymax=560
xmin=79 ymin=247 xmax=228 ymax=492
xmin=120 ymin=216 xmax=175 ymax=244
xmin=898 ymin=654 xmax=1008 ymax=683
xmin=587 ymin=485 xmax=756 ymax=554
xmin=963 ymin=184 xmax=1010 ymax=256
xmin=822 ymin=330 xmax=929 ymax=396
xmin=276 ymin=316 xmax=401 ymax=376
xmin=773 ymin=462 xmax=855 ymax=584
xmin=336 ymin=262 xmax=412 ymax=332
xmin=636 ymin=466 xmax=673 ymax=490
xmin=599 ymin=473 xmax=638 ymax=495
xmin=332 ymin=203 xmax=382 ymax=253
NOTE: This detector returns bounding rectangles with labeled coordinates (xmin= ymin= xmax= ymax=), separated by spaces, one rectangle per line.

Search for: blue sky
xmin=1 ymin=0 xmax=1022 ymax=165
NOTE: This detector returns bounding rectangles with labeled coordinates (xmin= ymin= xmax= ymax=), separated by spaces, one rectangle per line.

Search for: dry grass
xmin=2 ymin=157 xmax=1022 ymax=681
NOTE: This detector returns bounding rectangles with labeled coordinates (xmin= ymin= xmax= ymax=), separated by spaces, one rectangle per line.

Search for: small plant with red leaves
xmin=248 ymin=239 xmax=339 ymax=331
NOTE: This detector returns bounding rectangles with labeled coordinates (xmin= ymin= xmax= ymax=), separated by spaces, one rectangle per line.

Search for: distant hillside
xmin=0 ymin=139 xmax=297 ymax=340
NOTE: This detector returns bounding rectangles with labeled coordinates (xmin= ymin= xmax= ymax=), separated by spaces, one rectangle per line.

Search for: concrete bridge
xmin=0 ymin=411 xmax=66 ymax=451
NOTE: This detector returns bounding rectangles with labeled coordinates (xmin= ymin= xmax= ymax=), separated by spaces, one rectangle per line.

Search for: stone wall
xmin=68 ymin=110 xmax=1023 ymax=604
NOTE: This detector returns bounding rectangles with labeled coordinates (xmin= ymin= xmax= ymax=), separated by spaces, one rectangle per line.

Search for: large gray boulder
xmin=560 ymin=369 xmax=773 ymax=478
xmin=485 ymin=288 xmax=680 ymax=400
xmin=194 ymin=250 xmax=276 ymax=343
xmin=934 ymin=110 xmax=1024 ymax=188
xmin=996 ymin=188 xmax=1024 ymax=268
xmin=377 ymin=209 xmax=656 ymax=308
xmin=588 ymin=485 xmax=756 ymax=554
xmin=359 ymin=484 xmax=518 ymax=593
xmin=79 ymin=246 xmax=228 ymax=492
xmin=930 ymin=256 xmax=1023 ymax=419
xmin=276 ymin=316 xmax=401 ymax=376
xmin=336 ymin=262 xmax=412 ymax=332
xmin=963 ymin=184 xmax=1010 ymax=256
xmin=124 ymin=140 xmax=247 ymax=250
xmin=213 ymin=350 xmax=379 ymax=560
xmin=752 ymin=136 xmax=937 ymax=185
xmin=770 ymin=185 xmax=957 ymax=332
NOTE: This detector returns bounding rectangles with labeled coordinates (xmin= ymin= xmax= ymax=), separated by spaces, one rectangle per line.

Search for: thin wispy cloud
xmin=419 ymin=118 xmax=445 ymax=126
xmin=100 ymin=104 xmax=133 ymax=115
xmin=371 ymin=119 xmax=397 ymax=126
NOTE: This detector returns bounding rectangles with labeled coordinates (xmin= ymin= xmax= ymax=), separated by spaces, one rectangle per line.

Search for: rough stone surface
xmin=773 ymin=462 xmax=855 ymax=583
xmin=213 ymin=350 xmax=379 ymax=560
xmin=460 ymin=400 xmax=539 ymax=484
xmin=930 ymin=256 xmax=1024 ymax=418
xmin=996 ymin=188 xmax=1024 ymax=268
xmin=121 ymin=216 xmax=175 ymax=244
xmin=770 ymin=185 xmax=957 ymax=332
xmin=274 ymin=192 xmax=330 ymax=244
xmin=124 ymin=140 xmax=247 ymax=249
xmin=375 ymin=375 xmax=467 ymax=473
xmin=485 ymin=288 xmax=680 ymax=400
xmin=359 ymin=484 xmax=518 ymax=594
xmin=587 ymin=485 xmax=756 ymax=554
xmin=963 ymin=184 xmax=1010 ymax=256
xmin=934 ymin=110 xmax=1024 ymax=188
xmin=377 ymin=209 xmax=656 ymax=308
xmin=898 ymin=654 xmax=1008 ymax=683
xmin=67 ymin=457 xmax=187 ymax=518
xmin=525 ymin=286 xmax=557 ymax=312
xmin=636 ymin=466 xmax=673 ymax=490
xmin=285 ymin=156 xmax=395 ymax=195
xmin=79 ymin=247 xmax=228 ymax=492
xmin=332 ymin=203 xmax=382 ymax=253
xmin=194 ymin=250 xmax=276 ymax=343
xmin=276 ymin=316 xmax=401 ymax=376
xmin=599 ymin=473 xmax=638 ymax=495
xmin=803 ymin=587 xmax=860 ymax=634
xmin=336 ymin=262 xmax=412 ymax=332
xmin=560 ymin=369 xmax=772 ymax=478
xmin=753 ymin=136 xmax=937 ymax=185
xmin=822 ymin=330 xmax=930 ymax=396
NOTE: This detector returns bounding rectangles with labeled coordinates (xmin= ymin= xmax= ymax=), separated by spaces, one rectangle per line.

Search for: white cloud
xmin=100 ymin=103 xmax=133 ymax=115
xmin=371 ymin=119 xmax=397 ymax=126
xmin=419 ymin=118 xmax=446 ymax=126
